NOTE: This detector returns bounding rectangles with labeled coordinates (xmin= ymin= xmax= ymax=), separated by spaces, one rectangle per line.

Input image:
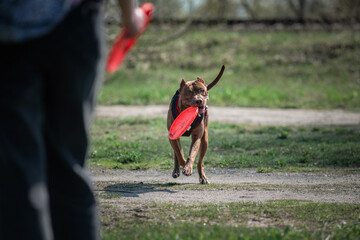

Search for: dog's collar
xmin=171 ymin=90 xmax=207 ymax=137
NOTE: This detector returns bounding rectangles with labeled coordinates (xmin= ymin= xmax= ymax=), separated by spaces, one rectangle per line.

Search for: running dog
xmin=167 ymin=65 xmax=225 ymax=184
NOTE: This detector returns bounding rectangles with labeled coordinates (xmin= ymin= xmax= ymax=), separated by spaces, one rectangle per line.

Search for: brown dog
xmin=167 ymin=65 xmax=225 ymax=184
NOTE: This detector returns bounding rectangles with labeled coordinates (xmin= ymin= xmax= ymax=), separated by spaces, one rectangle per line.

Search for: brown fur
xmin=167 ymin=65 xmax=225 ymax=184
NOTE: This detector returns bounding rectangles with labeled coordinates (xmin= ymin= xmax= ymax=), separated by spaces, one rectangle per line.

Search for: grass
xmin=89 ymin=118 xmax=360 ymax=171
xmin=91 ymin=115 xmax=360 ymax=240
xmin=99 ymin=200 xmax=360 ymax=240
xmin=92 ymin=119 xmax=360 ymax=239
xmin=95 ymin=27 xmax=360 ymax=239
xmin=99 ymin=28 xmax=360 ymax=110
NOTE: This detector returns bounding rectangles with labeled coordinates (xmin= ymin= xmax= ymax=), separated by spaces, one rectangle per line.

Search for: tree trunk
xmin=288 ymin=0 xmax=307 ymax=22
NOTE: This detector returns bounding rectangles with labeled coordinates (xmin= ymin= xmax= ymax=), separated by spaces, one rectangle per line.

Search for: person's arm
xmin=118 ymin=0 xmax=144 ymax=37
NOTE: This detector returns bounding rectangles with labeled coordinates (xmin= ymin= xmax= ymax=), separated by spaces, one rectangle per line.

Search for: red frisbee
xmin=169 ymin=107 xmax=199 ymax=140
xmin=106 ymin=3 xmax=154 ymax=73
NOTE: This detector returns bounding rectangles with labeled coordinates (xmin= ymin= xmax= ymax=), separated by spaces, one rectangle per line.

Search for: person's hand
xmin=107 ymin=2 xmax=153 ymax=73
xmin=125 ymin=7 xmax=145 ymax=37
xmin=118 ymin=0 xmax=145 ymax=38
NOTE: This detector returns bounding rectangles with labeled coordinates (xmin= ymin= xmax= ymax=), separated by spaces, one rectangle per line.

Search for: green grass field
xmin=99 ymin=29 xmax=360 ymax=110
xmin=89 ymin=118 xmax=360 ymax=171
xmin=94 ymin=28 xmax=360 ymax=239
xmin=90 ymin=117 xmax=360 ymax=239
xmin=100 ymin=200 xmax=360 ymax=240
xmin=91 ymin=111 xmax=360 ymax=240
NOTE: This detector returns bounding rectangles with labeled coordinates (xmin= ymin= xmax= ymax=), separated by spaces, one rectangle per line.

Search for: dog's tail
xmin=207 ymin=65 xmax=225 ymax=91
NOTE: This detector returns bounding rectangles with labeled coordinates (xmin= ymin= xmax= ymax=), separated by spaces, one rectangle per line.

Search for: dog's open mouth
xmin=198 ymin=106 xmax=206 ymax=113
xmin=184 ymin=103 xmax=206 ymax=113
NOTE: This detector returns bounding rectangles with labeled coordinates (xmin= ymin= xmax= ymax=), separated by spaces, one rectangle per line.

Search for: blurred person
xmin=0 ymin=0 xmax=143 ymax=239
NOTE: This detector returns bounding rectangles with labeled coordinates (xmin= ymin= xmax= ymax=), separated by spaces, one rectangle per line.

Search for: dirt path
xmin=91 ymin=168 xmax=360 ymax=205
xmin=95 ymin=105 xmax=360 ymax=126
xmin=93 ymin=105 xmax=360 ymax=205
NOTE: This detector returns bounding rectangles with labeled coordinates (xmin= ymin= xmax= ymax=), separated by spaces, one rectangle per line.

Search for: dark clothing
xmin=0 ymin=0 xmax=83 ymax=42
xmin=0 ymin=1 xmax=104 ymax=239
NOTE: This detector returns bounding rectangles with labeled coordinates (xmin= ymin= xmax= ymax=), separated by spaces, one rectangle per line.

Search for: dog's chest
xmin=170 ymin=90 xmax=208 ymax=136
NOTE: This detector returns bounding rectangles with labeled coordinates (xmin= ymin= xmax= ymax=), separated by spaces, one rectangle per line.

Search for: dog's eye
xmin=199 ymin=89 xmax=205 ymax=94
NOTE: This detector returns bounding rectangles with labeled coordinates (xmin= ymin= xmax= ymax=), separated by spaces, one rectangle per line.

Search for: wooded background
xmin=104 ymin=0 xmax=360 ymax=25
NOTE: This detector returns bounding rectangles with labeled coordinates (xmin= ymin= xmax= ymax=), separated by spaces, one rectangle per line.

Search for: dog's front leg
xmin=169 ymin=139 xmax=186 ymax=178
xmin=198 ymin=129 xmax=209 ymax=184
xmin=183 ymin=136 xmax=202 ymax=176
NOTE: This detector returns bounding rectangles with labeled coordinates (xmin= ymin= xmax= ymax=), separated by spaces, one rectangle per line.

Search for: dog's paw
xmin=182 ymin=166 xmax=193 ymax=176
xmin=172 ymin=169 xmax=180 ymax=178
xmin=199 ymin=178 xmax=210 ymax=184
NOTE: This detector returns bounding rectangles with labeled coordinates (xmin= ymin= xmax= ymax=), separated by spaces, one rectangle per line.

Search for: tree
xmin=287 ymin=0 xmax=307 ymax=22
xmin=241 ymin=0 xmax=259 ymax=19
xmin=138 ymin=0 xmax=183 ymax=20
xmin=195 ymin=0 xmax=238 ymax=20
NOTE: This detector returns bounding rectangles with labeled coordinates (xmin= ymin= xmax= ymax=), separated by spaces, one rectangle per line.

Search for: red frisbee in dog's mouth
xmin=106 ymin=3 xmax=154 ymax=73
xmin=169 ymin=106 xmax=199 ymax=140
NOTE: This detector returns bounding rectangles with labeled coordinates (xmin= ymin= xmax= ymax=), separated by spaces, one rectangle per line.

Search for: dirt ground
xmin=95 ymin=105 xmax=360 ymax=126
xmin=92 ymin=105 xmax=360 ymax=205
xmin=91 ymin=167 xmax=360 ymax=205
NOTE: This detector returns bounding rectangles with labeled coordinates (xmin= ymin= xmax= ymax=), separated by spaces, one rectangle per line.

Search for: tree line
xmin=137 ymin=0 xmax=359 ymax=22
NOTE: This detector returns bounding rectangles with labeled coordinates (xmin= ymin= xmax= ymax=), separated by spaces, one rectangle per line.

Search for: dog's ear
xmin=196 ymin=77 xmax=206 ymax=85
xmin=179 ymin=79 xmax=186 ymax=91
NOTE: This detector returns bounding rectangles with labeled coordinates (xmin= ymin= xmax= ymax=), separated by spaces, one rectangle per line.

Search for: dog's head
xmin=178 ymin=65 xmax=225 ymax=113
xmin=179 ymin=77 xmax=208 ymax=113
